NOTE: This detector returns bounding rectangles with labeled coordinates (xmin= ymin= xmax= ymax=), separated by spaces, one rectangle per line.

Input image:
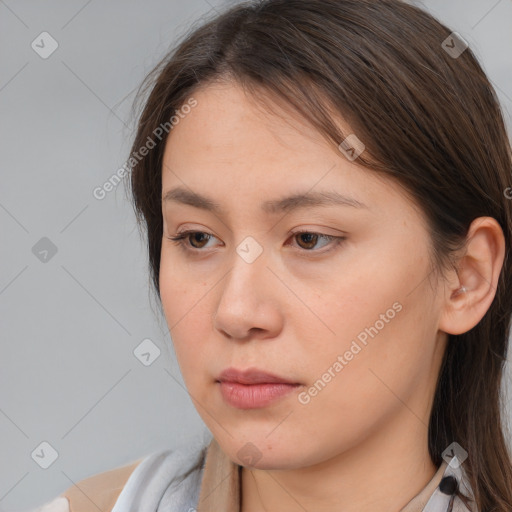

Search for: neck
xmin=240 ymin=408 xmax=437 ymax=512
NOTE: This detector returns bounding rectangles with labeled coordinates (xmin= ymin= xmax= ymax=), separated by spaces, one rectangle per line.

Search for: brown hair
xmin=127 ymin=0 xmax=512 ymax=509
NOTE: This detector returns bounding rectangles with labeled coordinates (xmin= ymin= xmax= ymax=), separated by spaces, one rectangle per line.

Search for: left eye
xmin=166 ymin=230 xmax=345 ymax=253
xmin=291 ymin=231 xmax=339 ymax=250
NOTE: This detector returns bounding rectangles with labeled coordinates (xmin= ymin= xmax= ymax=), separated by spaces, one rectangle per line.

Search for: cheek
xmin=287 ymin=301 xmax=430 ymax=459
xmin=296 ymin=246 xmax=433 ymax=408
xmin=159 ymin=250 xmax=205 ymax=325
xmin=159 ymin=259 xmax=212 ymax=386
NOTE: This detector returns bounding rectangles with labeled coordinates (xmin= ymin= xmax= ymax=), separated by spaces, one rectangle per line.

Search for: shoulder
xmin=60 ymin=457 xmax=143 ymax=511
xmin=26 ymin=457 xmax=143 ymax=512
xmin=25 ymin=439 xmax=210 ymax=512
xmin=23 ymin=496 xmax=70 ymax=512
xmin=26 ymin=442 xmax=207 ymax=512
xmin=111 ymin=441 xmax=209 ymax=509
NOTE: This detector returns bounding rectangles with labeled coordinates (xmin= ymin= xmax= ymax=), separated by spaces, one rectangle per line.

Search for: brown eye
xmin=295 ymin=232 xmax=320 ymax=250
xmin=291 ymin=231 xmax=341 ymax=251
xmin=167 ymin=229 xmax=345 ymax=256
xmin=188 ymin=232 xmax=211 ymax=249
xmin=167 ymin=230 xmax=216 ymax=250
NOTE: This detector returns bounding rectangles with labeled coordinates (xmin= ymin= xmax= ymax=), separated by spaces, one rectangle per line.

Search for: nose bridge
xmin=235 ymin=234 xmax=265 ymax=267
xmin=225 ymin=234 xmax=268 ymax=296
xmin=213 ymin=234 xmax=277 ymax=336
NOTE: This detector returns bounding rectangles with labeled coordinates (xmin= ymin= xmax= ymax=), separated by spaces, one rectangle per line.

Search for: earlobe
xmin=438 ymin=217 xmax=505 ymax=336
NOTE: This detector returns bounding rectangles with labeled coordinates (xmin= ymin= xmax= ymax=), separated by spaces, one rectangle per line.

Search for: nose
xmin=213 ymin=244 xmax=283 ymax=341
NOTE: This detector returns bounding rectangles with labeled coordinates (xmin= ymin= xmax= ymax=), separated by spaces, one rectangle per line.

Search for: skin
xmin=158 ymin=80 xmax=505 ymax=512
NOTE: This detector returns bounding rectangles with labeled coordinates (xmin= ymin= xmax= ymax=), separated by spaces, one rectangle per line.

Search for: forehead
xmin=160 ymin=81 xmax=422 ymax=225
xmin=164 ymin=82 xmax=356 ymax=185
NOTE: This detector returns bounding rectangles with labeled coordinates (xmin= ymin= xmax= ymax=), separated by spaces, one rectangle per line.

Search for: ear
xmin=439 ymin=216 xmax=505 ymax=336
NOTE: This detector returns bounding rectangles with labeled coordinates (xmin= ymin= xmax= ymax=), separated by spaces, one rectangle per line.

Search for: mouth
xmin=216 ymin=367 xmax=300 ymax=385
xmin=216 ymin=367 xmax=301 ymax=409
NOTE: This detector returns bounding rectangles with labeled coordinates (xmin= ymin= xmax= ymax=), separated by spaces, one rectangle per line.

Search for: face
xmin=159 ymin=81 xmax=448 ymax=470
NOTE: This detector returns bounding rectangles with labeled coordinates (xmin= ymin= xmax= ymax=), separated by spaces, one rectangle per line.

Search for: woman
xmin=29 ymin=0 xmax=512 ymax=511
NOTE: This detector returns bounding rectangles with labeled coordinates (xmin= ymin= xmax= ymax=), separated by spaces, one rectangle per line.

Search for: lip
xmin=217 ymin=367 xmax=299 ymax=385
xmin=218 ymin=382 xmax=300 ymax=409
xmin=216 ymin=367 xmax=301 ymax=409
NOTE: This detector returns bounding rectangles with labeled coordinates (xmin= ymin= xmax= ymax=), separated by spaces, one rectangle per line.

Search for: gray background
xmin=1 ymin=0 xmax=511 ymax=510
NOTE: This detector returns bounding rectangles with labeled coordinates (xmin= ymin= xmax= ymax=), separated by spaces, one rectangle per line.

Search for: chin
xmin=219 ymin=435 xmax=307 ymax=470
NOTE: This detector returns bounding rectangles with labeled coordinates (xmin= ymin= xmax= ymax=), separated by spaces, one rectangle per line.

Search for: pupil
xmin=300 ymin=233 xmax=317 ymax=248
xmin=192 ymin=233 xmax=207 ymax=247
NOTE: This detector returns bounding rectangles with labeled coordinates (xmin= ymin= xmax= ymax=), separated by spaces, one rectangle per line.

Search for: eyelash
xmin=166 ymin=230 xmax=346 ymax=256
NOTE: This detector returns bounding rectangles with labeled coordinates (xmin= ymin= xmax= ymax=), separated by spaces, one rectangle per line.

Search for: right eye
xmin=166 ymin=230 xmax=220 ymax=252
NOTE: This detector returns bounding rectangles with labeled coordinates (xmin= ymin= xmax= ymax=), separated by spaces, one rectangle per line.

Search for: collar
xmin=195 ymin=438 xmax=475 ymax=512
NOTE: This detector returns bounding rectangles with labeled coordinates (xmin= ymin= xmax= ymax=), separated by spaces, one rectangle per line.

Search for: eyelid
xmin=166 ymin=228 xmax=346 ymax=255
xmin=288 ymin=226 xmax=346 ymax=237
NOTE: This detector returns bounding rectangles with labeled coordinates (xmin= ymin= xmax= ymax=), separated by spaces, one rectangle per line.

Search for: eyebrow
xmin=162 ymin=186 xmax=368 ymax=215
